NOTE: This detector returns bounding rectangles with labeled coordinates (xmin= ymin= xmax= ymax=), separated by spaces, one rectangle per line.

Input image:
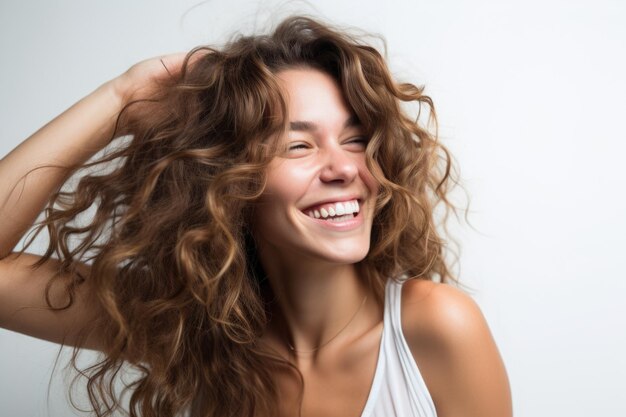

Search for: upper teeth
xmin=306 ymin=200 xmax=360 ymax=219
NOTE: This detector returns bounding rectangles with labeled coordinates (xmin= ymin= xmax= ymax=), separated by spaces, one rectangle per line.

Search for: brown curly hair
xmin=20 ymin=14 xmax=460 ymax=417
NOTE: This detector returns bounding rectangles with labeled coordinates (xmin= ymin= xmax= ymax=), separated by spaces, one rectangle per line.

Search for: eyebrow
xmin=289 ymin=115 xmax=362 ymax=132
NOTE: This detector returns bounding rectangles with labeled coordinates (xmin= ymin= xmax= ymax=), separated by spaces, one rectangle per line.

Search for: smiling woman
xmin=0 ymin=15 xmax=511 ymax=417
xmin=253 ymin=69 xmax=379 ymax=267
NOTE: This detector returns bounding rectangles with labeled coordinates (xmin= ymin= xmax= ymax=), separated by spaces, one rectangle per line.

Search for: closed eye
xmin=287 ymin=142 xmax=310 ymax=151
xmin=345 ymin=136 xmax=369 ymax=148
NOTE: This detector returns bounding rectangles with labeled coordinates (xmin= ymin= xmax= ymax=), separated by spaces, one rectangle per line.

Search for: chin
xmin=310 ymin=245 xmax=370 ymax=265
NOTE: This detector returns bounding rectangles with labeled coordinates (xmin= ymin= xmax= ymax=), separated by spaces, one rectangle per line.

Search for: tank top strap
xmin=384 ymin=277 xmax=406 ymax=335
xmin=382 ymin=277 xmax=438 ymax=417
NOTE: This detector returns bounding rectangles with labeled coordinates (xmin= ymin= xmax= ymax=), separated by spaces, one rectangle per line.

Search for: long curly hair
xmin=20 ymin=15 xmax=460 ymax=417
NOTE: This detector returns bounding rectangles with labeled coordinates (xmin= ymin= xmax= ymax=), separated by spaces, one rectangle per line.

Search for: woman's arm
xmin=401 ymin=279 xmax=513 ymax=417
xmin=0 ymin=79 xmax=125 ymax=349
xmin=0 ymin=79 xmax=124 ymax=259
xmin=0 ymin=52 xmax=190 ymax=259
xmin=0 ymin=53 xmax=190 ymax=348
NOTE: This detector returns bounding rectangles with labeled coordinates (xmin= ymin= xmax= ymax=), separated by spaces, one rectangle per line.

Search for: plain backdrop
xmin=1 ymin=0 xmax=625 ymax=416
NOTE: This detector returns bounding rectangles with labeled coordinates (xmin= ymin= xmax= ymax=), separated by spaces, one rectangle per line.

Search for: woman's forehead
xmin=276 ymin=68 xmax=360 ymax=133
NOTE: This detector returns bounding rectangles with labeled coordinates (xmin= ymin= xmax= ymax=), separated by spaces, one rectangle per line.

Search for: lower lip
xmin=302 ymin=211 xmax=364 ymax=231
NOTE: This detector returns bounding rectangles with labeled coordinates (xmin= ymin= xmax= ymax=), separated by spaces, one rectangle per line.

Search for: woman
xmin=0 ymin=15 xmax=512 ymax=417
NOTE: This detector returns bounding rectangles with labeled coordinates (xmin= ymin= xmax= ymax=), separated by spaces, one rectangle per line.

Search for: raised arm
xmin=0 ymin=52 xmax=190 ymax=349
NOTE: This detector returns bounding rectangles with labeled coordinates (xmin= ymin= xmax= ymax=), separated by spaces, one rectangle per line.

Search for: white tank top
xmin=360 ymin=278 xmax=438 ymax=417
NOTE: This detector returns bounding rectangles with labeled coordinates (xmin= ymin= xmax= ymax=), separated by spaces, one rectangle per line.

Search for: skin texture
xmin=253 ymin=69 xmax=378 ymax=267
xmin=401 ymin=279 xmax=513 ymax=417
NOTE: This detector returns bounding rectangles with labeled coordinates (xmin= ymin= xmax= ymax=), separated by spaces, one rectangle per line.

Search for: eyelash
xmin=287 ymin=137 xmax=369 ymax=151
xmin=348 ymin=137 xmax=369 ymax=146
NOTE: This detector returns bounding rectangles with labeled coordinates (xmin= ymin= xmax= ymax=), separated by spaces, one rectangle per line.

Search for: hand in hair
xmin=112 ymin=52 xmax=189 ymax=105
xmin=108 ymin=50 xmax=211 ymax=137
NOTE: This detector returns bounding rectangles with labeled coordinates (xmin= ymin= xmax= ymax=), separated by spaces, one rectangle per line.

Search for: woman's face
xmin=252 ymin=68 xmax=379 ymax=266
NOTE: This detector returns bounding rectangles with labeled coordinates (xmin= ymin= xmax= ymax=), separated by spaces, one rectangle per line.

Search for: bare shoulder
xmin=400 ymin=279 xmax=512 ymax=417
xmin=400 ymin=279 xmax=483 ymax=345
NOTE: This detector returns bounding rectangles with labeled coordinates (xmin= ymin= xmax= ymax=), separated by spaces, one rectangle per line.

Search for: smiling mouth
xmin=302 ymin=199 xmax=361 ymax=221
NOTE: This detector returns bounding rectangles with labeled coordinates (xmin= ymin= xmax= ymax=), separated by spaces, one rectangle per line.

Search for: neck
xmin=259 ymin=250 xmax=373 ymax=362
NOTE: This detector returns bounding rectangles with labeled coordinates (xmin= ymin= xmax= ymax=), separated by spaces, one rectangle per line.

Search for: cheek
xmin=263 ymin=173 xmax=299 ymax=205
xmin=255 ymin=166 xmax=305 ymax=225
xmin=263 ymin=161 xmax=315 ymax=202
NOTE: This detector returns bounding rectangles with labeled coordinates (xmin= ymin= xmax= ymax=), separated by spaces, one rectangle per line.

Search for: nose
xmin=318 ymin=144 xmax=359 ymax=184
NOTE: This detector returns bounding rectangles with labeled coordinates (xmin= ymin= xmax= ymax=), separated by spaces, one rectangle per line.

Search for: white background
xmin=1 ymin=1 xmax=625 ymax=416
